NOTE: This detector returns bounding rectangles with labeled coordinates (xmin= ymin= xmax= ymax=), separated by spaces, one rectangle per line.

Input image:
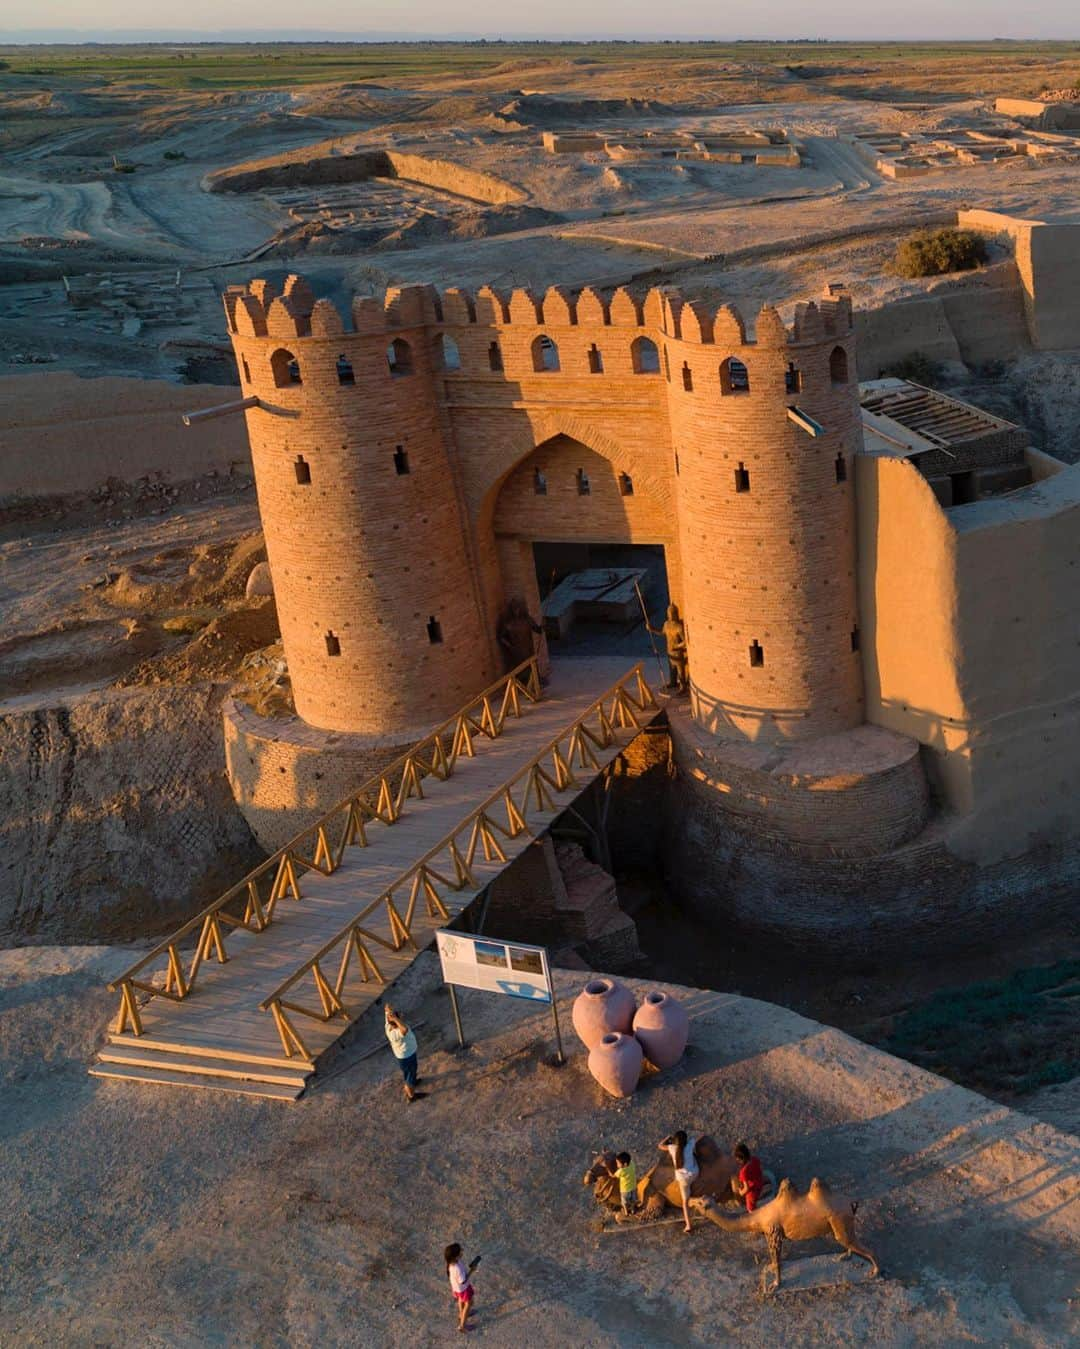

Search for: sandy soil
xmin=1 ymin=946 xmax=1077 ymax=1346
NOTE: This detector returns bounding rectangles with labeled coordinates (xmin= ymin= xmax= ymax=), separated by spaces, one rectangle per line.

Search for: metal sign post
xmin=436 ymin=932 xmax=563 ymax=1063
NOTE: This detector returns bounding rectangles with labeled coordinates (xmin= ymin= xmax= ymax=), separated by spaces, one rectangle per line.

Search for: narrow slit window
xmin=325 ymin=631 xmax=340 ymax=657
xmin=533 ymin=467 xmax=547 ymax=495
xmin=734 ymin=462 xmax=750 ymax=493
xmin=587 ymin=343 xmax=603 ymax=374
xmin=577 ymin=468 xmax=591 ymax=496
xmin=336 ymin=354 xmax=355 ymax=385
xmin=664 ymin=346 xmax=671 ymax=381
xmin=785 ymin=362 xmax=802 ymax=394
xmin=851 ymin=626 xmax=860 ymax=652
xmin=294 ymin=454 xmax=311 ymax=485
xmin=241 ymin=356 xmax=251 ymax=384
xmin=488 ymin=340 xmax=503 ymax=372
xmin=748 ymin=640 xmax=764 ymax=668
xmin=682 ymin=362 xmax=693 ymax=392
xmin=393 ymin=446 xmax=410 ymax=476
xmin=427 ymin=616 xmax=443 ymax=645
xmin=674 ymin=452 xmax=680 ymax=476
xmin=835 ymin=453 xmax=847 ymax=483
xmin=619 ymin=472 xmax=633 ymax=496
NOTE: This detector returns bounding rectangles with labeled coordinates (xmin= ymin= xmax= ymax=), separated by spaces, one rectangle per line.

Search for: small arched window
xmin=720 ymin=357 xmax=750 ymax=395
xmin=631 ymin=336 xmax=660 ymax=374
xmin=336 ymin=354 xmax=355 ymax=385
xmin=532 ymin=334 xmax=560 ymax=373
xmin=387 ymin=338 xmax=413 ymax=377
xmin=437 ymin=333 xmax=461 ymax=371
xmin=830 ymin=346 xmax=849 ymax=385
xmin=271 ymin=348 xmax=300 ymax=388
xmin=488 ymin=340 xmax=503 ymax=372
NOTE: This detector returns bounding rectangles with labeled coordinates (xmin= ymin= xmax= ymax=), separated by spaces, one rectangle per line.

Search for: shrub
xmin=881 ymin=352 xmax=943 ymax=387
xmin=893 ymin=228 xmax=988 ymax=279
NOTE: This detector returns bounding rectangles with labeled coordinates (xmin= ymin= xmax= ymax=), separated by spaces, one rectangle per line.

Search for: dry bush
xmin=893 ymin=228 xmax=988 ymax=279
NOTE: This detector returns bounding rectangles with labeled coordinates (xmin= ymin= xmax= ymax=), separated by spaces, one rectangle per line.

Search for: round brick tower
xmin=224 ymin=275 xmax=495 ymax=736
xmin=664 ymin=293 xmax=863 ymax=743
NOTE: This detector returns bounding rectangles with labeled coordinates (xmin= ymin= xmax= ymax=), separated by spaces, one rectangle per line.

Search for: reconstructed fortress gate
xmin=225 ymin=275 xmax=863 ymax=745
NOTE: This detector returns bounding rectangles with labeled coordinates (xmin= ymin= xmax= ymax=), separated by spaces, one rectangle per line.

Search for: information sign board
xmin=436 ymin=931 xmax=552 ymax=1003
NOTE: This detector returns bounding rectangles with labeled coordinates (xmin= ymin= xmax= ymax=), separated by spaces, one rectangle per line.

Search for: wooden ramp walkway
xmin=90 ymin=657 xmax=657 ymax=1100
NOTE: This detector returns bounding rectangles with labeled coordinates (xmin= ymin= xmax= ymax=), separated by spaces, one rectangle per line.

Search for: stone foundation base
xmin=223 ymin=698 xmax=420 ymax=852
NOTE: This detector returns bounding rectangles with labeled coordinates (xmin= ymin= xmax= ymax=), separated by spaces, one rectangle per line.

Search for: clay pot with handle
xmin=588 ymin=1031 xmax=644 ymax=1098
xmin=632 ymin=990 xmax=689 ymax=1069
xmin=571 ymin=977 xmax=636 ymax=1050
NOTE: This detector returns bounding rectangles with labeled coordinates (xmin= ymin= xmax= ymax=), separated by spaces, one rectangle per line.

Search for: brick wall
xmin=225 ymin=275 xmax=863 ymax=747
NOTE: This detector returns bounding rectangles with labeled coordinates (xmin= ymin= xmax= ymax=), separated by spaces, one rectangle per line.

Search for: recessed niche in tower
xmin=631 ymin=336 xmax=660 ymax=373
xmin=851 ymin=626 xmax=860 ymax=652
xmin=336 ymin=354 xmax=355 ymax=385
xmin=325 ymin=631 xmax=341 ymax=657
xmin=619 ymin=472 xmax=634 ymax=496
xmin=720 ymin=357 xmax=750 ymax=395
xmin=734 ymin=462 xmax=750 ymax=493
xmin=749 ymin=640 xmax=764 ymax=667
xmin=785 ymin=362 xmax=802 ymax=394
xmin=488 ymin=340 xmax=503 ymax=372
xmin=682 ymin=362 xmax=694 ymax=392
xmin=393 ymin=446 xmax=410 ymax=475
xmin=587 ymin=343 xmax=604 ymax=374
xmin=835 ymin=453 xmax=847 ymax=483
xmin=294 ymin=454 xmax=311 ymax=485
xmin=577 ymin=468 xmax=591 ymax=496
xmin=387 ymin=338 xmax=413 ymax=377
xmin=830 ymin=345 xmax=849 ymax=384
xmin=427 ymin=616 xmax=444 ymax=645
xmin=534 ymin=467 xmax=547 ymax=495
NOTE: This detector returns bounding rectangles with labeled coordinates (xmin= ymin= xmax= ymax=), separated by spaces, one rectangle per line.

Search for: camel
xmin=690 ymin=1177 xmax=880 ymax=1292
xmin=584 ymin=1138 xmax=750 ymax=1222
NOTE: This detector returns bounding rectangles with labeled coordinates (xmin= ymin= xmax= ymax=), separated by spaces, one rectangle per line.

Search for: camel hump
xmin=809 ymin=1177 xmax=830 ymax=1196
xmin=777 ymin=1177 xmax=797 ymax=1198
xmin=694 ymin=1135 xmax=720 ymax=1164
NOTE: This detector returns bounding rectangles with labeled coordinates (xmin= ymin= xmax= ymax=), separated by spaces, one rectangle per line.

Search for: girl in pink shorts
xmin=445 ymin=1243 xmax=478 ymax=1333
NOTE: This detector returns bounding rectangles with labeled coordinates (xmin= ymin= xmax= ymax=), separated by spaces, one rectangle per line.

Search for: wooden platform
xmin=90 ymin=658 xmax=656 ymax=1100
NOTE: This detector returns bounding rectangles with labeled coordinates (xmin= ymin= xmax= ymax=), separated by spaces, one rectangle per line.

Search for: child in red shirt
xmin=733 ymin=1142 xmax=764 ymax=1212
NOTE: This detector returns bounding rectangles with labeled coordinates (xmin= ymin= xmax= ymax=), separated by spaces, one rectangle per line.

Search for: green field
xmin=1 ymin=40 xmax=1079 ymax=93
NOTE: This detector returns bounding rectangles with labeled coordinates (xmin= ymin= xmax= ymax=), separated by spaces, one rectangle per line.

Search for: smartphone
xmin=468 ymin=1256 xmax=482 ymax=1271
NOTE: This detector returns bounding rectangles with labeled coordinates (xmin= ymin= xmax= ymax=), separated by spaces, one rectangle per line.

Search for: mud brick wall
xmin=226 ymin=275 xmax=861 ymax=747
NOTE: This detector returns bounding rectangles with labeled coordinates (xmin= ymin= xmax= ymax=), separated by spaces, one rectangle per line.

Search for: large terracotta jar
xmin=571 ymin=977 xmax=636 ymax=1050
xmin=588 ymin=1032 xmax=643 ymax=1098
xmin=633 ymin=990 xmax=689 ymax=1070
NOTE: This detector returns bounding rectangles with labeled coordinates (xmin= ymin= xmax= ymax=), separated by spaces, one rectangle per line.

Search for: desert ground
xmin=1 ymin=39 xmax=1078 ymax=1345
xmin=2 ymin=950 xmax=1077 ymax=1347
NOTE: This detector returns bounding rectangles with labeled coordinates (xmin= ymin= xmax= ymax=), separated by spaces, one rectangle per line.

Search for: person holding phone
xmin=444 ymin=1243 xmax=480 ymax=1333
xmin=383 ymin=1003 xmax=420 ymax=1103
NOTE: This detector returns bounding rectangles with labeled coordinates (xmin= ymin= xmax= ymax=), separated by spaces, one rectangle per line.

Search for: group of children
xmin=607 ymin=1135 xmax=765 ymax=1230
xmin=443 ymin=1139 xmax=766 ymax=1330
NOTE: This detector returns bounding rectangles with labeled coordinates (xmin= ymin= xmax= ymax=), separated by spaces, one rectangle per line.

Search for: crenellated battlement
xmin=223 ymin=273 xmax=854 ymax=351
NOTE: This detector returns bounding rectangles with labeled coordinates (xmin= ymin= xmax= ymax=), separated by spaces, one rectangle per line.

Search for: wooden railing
xmin=107 ymin=657 xmax=543 ymax=1037
xmin=258 ymin=665 xmax=657 ymax=1059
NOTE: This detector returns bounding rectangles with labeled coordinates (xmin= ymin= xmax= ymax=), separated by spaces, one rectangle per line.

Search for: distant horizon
xmin=3 ymin=31 xmax=1080 ymax=46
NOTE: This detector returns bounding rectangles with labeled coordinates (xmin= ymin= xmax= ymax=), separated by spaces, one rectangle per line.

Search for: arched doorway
xmin=490 ymin=433 xmax=679 ymax=670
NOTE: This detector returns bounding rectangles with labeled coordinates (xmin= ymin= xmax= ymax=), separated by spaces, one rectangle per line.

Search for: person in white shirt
xmin=444 ymin=1242 xmax=479 ymax=1333
xmin=384 ymin=1003 xmax=419 ymax=1102
xmin=659 ymin=1130 xmax=700 ymax=1233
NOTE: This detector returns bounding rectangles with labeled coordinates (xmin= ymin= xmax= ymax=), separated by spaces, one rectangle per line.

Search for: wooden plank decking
xmin=90 ymin=657 xmax=656 ymax=1100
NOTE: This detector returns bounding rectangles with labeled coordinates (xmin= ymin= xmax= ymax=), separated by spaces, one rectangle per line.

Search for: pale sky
xmin=3 ymin=0 xmax=1079 ymax=41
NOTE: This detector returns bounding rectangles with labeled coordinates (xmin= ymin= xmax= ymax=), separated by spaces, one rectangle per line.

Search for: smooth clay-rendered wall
xmin=0 ymin=372 xmax=250 ymax=501
xmin=857 ymin=450 xmax=1080 ymax=865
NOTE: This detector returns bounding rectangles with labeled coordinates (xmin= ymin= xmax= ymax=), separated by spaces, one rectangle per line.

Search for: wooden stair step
xmin=89 ymin=1061 xmax=303 ymax=1101
xmin=107 ymin=1032 xmax=313 ymax=1071
xmin=96 ymin=1046 xmax=311 ymax=1088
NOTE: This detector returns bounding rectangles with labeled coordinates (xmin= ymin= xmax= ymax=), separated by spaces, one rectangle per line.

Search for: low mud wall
xmin=204 ymin=141 xmax=525 ymax=206
xmin=0 ymin=372 xmax=250 ymax=503
xmin=0 ymin=684 xmax=260 ymax=943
